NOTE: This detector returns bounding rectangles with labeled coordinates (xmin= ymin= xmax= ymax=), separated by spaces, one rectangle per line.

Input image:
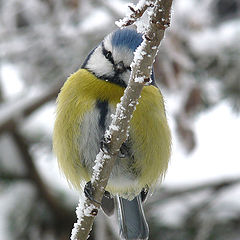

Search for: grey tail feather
xmin=116 ymin=194 xmax=149 ymax=240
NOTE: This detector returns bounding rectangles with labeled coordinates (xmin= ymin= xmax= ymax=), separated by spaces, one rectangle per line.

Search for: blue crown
xmin=111 ymin=29 xmax=143 ymax=52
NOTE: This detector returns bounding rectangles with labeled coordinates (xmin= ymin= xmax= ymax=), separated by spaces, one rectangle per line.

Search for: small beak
xmin=114 ymin=61 xmax=125 ymax=74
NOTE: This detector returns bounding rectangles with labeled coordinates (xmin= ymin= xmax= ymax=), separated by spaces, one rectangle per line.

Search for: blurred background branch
xmin=0 ymin=0 xmax=240 ymax=239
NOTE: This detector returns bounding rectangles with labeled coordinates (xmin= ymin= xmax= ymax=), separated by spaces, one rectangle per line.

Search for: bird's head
xmin=82 ymin=29 xmax=144 ymax=88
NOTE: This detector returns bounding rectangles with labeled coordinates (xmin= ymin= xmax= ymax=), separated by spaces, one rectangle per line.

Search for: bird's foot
xmin=84 ymin=181 xmax=101 ymax=205
xmin=100 ymin=135 xmax=111 ymax=154
xmin=140 ymin=187 xmax=149 ymax=202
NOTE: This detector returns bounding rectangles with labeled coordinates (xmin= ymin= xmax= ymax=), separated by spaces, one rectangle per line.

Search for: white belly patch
xmin=77 ymin=102 xmax=138 ymax=187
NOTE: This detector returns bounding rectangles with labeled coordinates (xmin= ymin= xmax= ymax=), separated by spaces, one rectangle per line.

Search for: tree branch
xmin=116 ymin=0 xmax=155 ymax=27
xmin=10 ymin=128 xmax=74 ymax=226
xmin=146 ymin=177 xmax=240 ymax=208
xmin=71 ymin=0 xmax=173 ymax=239
xmin=0 ymin=171 xmax=29 ymax=182
xmin=0 ymin=82 xmax=62 ymax=134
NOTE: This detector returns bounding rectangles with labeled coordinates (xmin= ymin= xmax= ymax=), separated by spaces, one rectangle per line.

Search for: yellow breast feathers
xmin=53 ymin=69 xmax=171 ymax=193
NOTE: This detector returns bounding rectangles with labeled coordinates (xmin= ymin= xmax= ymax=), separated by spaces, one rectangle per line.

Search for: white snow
xmin=80 ymin=9 xmax=112 ymax=33
xmin=92 ymin=151 xmax=105 ymax=181
xmin=189 ymin=21 xmax=240 ymax=55
xmin=71 ymin=194 xmax=95 ymax=240
xmin=164 ymin=101 xmax=240 ymax=187
xmin=0 ymin=64 xmax=24 ymax=99
xmin=135 ymin=76 xmax=145 ymax=83
xmin=109 ymin=124 xmax=120 ymax=131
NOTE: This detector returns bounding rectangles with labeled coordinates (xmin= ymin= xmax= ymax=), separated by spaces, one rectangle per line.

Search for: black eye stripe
xmin=102 ymin=42 xmax=114 ymax=65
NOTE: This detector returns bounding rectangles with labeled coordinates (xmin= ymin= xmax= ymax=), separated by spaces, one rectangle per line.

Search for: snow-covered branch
xmin=0 ymin=83 xmax=61 ymax=133
xmin=71 ymin=1 xmax=173 ymax=239
xmin=116 ymin=0 xmax=155 ymax=27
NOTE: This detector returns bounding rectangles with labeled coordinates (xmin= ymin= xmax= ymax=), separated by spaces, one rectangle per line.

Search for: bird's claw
xmin=84 ymin=181 xmax=101 ymax=205
xmin=100 ymin=137 xmax=110 ymax=153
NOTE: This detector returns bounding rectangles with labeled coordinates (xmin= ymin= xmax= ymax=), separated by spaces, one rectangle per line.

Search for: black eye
xmin=105 ymin=51 xmax=112 ymax=60
xmin=126 ymin=66 xmax=131 ymax=71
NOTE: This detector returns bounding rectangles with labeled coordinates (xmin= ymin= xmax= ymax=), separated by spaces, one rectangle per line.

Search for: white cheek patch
xmin=102 ymin=34 xmax=134 ymax=67
xmin=86 ymin=46 xmax=114 ymax=77
xmin=85 ymin=34 xmax=134 ymax=86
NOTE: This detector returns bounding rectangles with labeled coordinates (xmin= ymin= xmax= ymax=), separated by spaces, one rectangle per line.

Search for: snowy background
xmin=0 ymin=0 xmax=240 ymax=239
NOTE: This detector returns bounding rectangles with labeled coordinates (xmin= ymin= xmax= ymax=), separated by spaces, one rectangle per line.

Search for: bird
xmin=53 ymin=28 xmax=171 ymax=240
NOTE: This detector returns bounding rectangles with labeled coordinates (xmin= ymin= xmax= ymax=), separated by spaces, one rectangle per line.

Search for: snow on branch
xmin=115 ymin=0 xmax=155 ymax=27
xmin=71 ymin=1 xmax=173 ymax=240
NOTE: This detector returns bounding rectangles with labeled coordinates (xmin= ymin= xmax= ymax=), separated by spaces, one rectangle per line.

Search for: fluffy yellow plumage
xmin=53 ymin=68 xmax=171 ymax=198
xmin=53 ymin=28 xmax=172 ymax=239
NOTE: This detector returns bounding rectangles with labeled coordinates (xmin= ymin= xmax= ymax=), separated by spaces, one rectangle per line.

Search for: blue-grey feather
xmin=117 ymin=194 xmax=149 ymax=240
xmin=111 ymin=29 xmax=143 ymax=52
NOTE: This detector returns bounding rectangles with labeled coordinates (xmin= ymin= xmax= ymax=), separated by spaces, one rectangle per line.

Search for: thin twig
xmin=0 ymin=172 xmax=29 ymax=181
xmin=116 ymin=0 xmax=155 ymax=27
xmin=71 ymin=0 xmax=173 ymax=239
xmin=0 ymin=82 xmax=62 ymax=134
xmin=146 ymin=177 xmax=240 ymax=208
xmin=10 ymin=128 xmax=74 ymax=225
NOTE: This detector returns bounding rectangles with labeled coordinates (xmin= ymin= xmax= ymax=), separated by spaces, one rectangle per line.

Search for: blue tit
xmin=53 ymin=28 xmax=171 ymax=240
